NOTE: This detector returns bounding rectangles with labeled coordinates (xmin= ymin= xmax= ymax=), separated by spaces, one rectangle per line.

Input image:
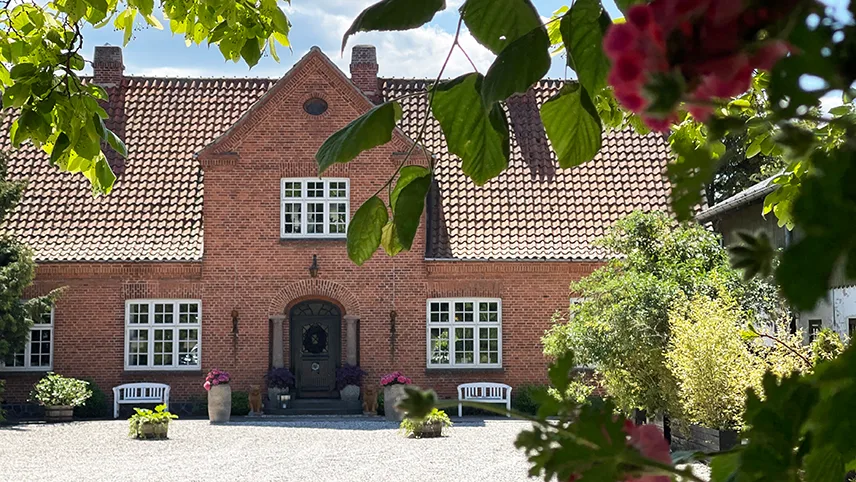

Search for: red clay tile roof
xmin=2 ymin=77 xmax=275 ymax=262
xmin=382 ymin=78 xmax=673 ymax=260
xmin=0 ymin=59 xmax=672 ymax=262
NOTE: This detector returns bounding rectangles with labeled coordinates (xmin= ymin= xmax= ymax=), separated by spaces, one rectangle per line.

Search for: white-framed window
xmin=2 ymin=305 xmax=54 ymax=371
xmin=426 ymin=298 xmax=502 ymax=368
xmin=808 ymin=319 xmax=822 ymax=343
xmin=280 ymin=178 xmax=349 ymax=238
xmin=125 ymin=300 xmax=201 ymax=371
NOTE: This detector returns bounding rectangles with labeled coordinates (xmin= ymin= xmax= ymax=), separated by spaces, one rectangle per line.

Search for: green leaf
xmin=381 ymin=222 xmax=403 ymax=256
xmin=668 ymin=132 xmax=717 ymax=220
xmin=709 ymin=452 xmax=739 ymax=482
xmin=563 ymin=0 xmax=611 ymax=95
xmin=539 ymin=82 xmax=602 ymax=168
xmin=106 ymin=130 xmax=127 ymax=157
xmin=460 ymin=0 xmax=542 ymax=54
xmin=804 ymin=446 xmax=844 ymax=482
xmin=240 ymin=37 xmax=262 ymax=68
xmin=391 ymin=166 xmax=430 ymax=211
xmin=315 ymin=102 xmax=402 ymax=175
xmin=481 ymin=25 xmax=551 ymax=106
xmin=391 ymin=169 xmax=431 ymax=250
xmin=342 ymin=0 xmax=446 ymax=52
xmin=431 ymin=73 xmax=509 ymax=184
xmin=49 ymin=133 xmax=71 ymax=166
xmin=92 ymin=113 xmax=106 ymax=140
xmin=94 ymin=157 xmax=116 ymax=195
xmin=547 ymin=351 xmax=575 ymax=393
xmin=739 ymin=329 xmax=760 ymax=341
xmin=9 ymin=63 xmax=36 ymax=80
xmin=614 ymin=0 xmax=644 ymax=13
xmin=347 ymin=196 xmax=388 ymax=265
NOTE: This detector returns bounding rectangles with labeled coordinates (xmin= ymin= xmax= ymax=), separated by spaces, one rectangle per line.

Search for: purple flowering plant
xmin=335 ymin=364 xmax=367 ymax=390
xmin=203 ymin=368 xmax=230 ymax=391
xmin=265 ymin=367 xmax=296 ymax=389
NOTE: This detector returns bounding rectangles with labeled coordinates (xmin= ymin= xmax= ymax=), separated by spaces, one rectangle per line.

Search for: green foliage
xmin=0 ymin=0 xmax=291 ymax=194
xmin=562 ymin=0 xmax=610 ymax=96
xmin=540 ymin=82 xmax=602 ymax=168
xmin=346 ymin=196 xmax=388 ymax=265
xmin=459 ymin=0 xmax=541 ymax=55
xmin=481 ymin=25 xmax=551 ymax=107
xmin=665 ymin=296 xmax=762 ymax=431
xmin=342 ymin=0 xmax=445 ymax=52
xmin=315 ymin=102 xmax=403 ymax=175
xmin=30 ymin=372 xmax=91 ymax=407
xmin=127 ymin=404 xmax=178 ymax=439
xmin=512 ymin=384 xmax=547 ymax=416
xmin=74 ymin=378 xmax=110 ymax=419
xmin=231 ymin=391 xmax=250 ymax=416
xmin=431 ymin=73 xmax=509 ymax=184
xmin=388 ymin=166 xmax=431 ymax=250
xmin=399 ymin=408 xmax=452 ymax=438
xmin=542 ymin=211 xmax=778 ymax=415
xmin=811 ymin=328 xmax=846 ymax=366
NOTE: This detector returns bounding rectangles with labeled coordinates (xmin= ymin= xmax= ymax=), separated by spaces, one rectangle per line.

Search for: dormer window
xmin=281 ymin=178 xmax=349 ymax=239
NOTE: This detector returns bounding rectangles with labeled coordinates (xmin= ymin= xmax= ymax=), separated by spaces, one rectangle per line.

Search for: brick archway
xmin=268 ymin=279 xmax=360 ymax=318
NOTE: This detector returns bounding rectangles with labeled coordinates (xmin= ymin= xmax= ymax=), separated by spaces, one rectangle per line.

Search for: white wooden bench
xmin=457 ymin=382 xmax=512 ymax=417
xmin=113 ymin=383 xmax=170 ymax=419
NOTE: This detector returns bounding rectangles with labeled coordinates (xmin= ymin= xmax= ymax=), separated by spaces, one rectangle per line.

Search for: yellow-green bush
xmin=666 ymin=296 xmax=762 ymax=430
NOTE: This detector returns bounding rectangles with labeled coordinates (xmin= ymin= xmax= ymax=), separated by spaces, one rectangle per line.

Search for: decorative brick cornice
xmin=425 ymin=260 xmax=605 ymax=276
xmin=427 ymin=280 xmax=503 ymax=298
xmin=35 ymin=262 xmax=202 ymax=280
xmin=268 ymin=278 xmax=361 ymax=317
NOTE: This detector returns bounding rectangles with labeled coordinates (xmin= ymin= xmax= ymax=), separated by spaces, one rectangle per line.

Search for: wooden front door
xmin=290 ymin=300 xmax=341 ymax=398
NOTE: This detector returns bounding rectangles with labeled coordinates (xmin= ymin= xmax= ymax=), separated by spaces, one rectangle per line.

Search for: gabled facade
xmin=0 ymin=45 xmax=672 ymax=412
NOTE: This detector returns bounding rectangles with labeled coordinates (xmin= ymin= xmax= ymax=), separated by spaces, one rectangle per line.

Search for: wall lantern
xmin=309 ymin=254 xmax=319 ymax=278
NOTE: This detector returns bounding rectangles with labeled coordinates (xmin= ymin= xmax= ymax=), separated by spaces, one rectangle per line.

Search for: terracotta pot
xmin=45 ymin=405 xmax=73 ymax=423
xmin=136 ymin=421 xmax=169 ymax=440
xmin=340 ymin=384 xmax=360 ymax=401
xmin=208 ymin=384 xmax=232 ymax=424
xmin=384 ymin=384 xmax=407 ymax=421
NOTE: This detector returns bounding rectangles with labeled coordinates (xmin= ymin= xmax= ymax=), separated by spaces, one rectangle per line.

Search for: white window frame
xmin=124 ymin=299 xmax=202 ymax=371
xmin=426 ymin=297 xmax=502 ymax=369
xmin=280 ymin=178 xmax=350 ymax=239
xmin=1 ymin=306 xmax=54 ymax=372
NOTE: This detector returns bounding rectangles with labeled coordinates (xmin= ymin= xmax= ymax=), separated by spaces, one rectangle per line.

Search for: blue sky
xmin=79 ymin=0 xmax=623 ymax=79
xmin=78 ymin=0 xmax=850 ymax=108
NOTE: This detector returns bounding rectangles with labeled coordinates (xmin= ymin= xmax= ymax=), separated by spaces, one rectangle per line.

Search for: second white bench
xmin=113 ymin=382 xmax=170 ymax=419
xmin=457 ymin=382 xmax=512 ymax=417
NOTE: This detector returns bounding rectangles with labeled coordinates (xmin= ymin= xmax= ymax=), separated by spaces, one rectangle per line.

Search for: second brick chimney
xmin=350 ymin=45 xmax=380 ymax=103
xmin=92 ymin=45 xmax=126 ymax=175
xmin=93 ymin=45 xmax=124 ymax=87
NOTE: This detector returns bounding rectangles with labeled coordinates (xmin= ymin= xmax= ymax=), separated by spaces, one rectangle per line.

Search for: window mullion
xmin=147 ymin=302 xmax=155 ymax=368
xmin=474 ymin=305 xmax=481 ymax=366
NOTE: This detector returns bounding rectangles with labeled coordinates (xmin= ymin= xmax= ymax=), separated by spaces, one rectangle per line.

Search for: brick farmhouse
xmin=0 ymin=45 xmax=671 ymax=413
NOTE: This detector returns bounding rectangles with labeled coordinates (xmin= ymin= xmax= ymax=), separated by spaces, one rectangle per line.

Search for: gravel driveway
xmin=0 ymin=417 xmax=535 ymax=482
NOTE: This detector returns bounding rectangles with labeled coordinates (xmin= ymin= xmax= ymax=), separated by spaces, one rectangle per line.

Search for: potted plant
xmin=336 ymin=364 xmax=366 ymax=402
xmin=204 ymin=368 xmax=231 ymax=424
xmin=128 ymin=404 xmax=178 ymax=440
xmin=400 ymin=408 xmax=453 ymax=438
xmin=380 ymin=371 xmax=412 ymax=421
xmin=30 ymin=372 xmax=92 ymax=422
xmin=265 ymin=367 xmax=295 ymax=409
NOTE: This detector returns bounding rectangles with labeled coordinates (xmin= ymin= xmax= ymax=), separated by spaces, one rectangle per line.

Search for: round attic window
xmin=303 ymin=98 xmax=328 ymax=116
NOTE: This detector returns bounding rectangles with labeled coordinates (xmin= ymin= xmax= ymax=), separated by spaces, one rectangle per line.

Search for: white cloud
xmin=286 ymin=3 xmax=495 ymax=78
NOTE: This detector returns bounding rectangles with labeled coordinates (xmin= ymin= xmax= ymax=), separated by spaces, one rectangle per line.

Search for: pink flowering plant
xmin=380 ymin=371 xmax=412 ymax=387
xmin=203 ymin=368 xmax=230 ymax=391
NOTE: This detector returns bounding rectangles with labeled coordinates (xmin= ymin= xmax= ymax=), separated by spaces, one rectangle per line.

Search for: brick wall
xmin=0 ymin=49 xmax=603 ymax=407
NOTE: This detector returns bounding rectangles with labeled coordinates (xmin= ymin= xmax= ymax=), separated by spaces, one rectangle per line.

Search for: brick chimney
xmin=93 ymin=45 xmax=124 ymax=87
xmin=350 ymin=45 xmax=380 ymax=103
xmin=92 ymin=45 xmax=126 ymax=175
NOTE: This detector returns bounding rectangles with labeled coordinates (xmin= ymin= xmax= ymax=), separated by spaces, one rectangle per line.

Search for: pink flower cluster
xmin=568 ymin=420 xmax=672 ymax=482
xmin=380 ymin=371 xmax=412 ymax=387
xmin=203 ymin=368 xmax=230 ymax=391
xmin=604 ymin=0 xmax=797 ymax=130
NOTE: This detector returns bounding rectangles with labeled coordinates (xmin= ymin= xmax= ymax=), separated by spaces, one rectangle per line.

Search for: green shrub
xmin=0 ymin=379 xmax=6 ymax=422
xmin=189 ymin=395 xmax=207 ymax=416
xmin=74 ymin=378 xmax=109 ymax=419
xmin=513 ymin=384 xmax=548 ymax=415
xmin=666 ymin=296 xmax=762 ymax=431
xmin=30 ymin=372 xmax=91 ymax=407
xmin=811 ymin=327 xmax=846 ymax=365
xmin=376 ymin=391 xmax=384 ymax=415
xmin=231 ymin=391 xmax=250 ymax=416
xmin=400 ymin=408 xmax=452 ymax=438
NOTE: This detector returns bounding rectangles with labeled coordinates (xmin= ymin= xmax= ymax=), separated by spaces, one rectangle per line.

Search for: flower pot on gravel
xmin=128 ymin=404 xmax=177 ymax=440
xmin=384 ymin=384 xmax=407 ymax=421
xmin=208 ymin=384 xmax=232 ymax=423
xmin=340 ymin=384 xmax=360 ymax=401
xmin=138 ymin=422 xmax=169 ymax=440
xmin=44 ymin=405 xmax=74 ymax=423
